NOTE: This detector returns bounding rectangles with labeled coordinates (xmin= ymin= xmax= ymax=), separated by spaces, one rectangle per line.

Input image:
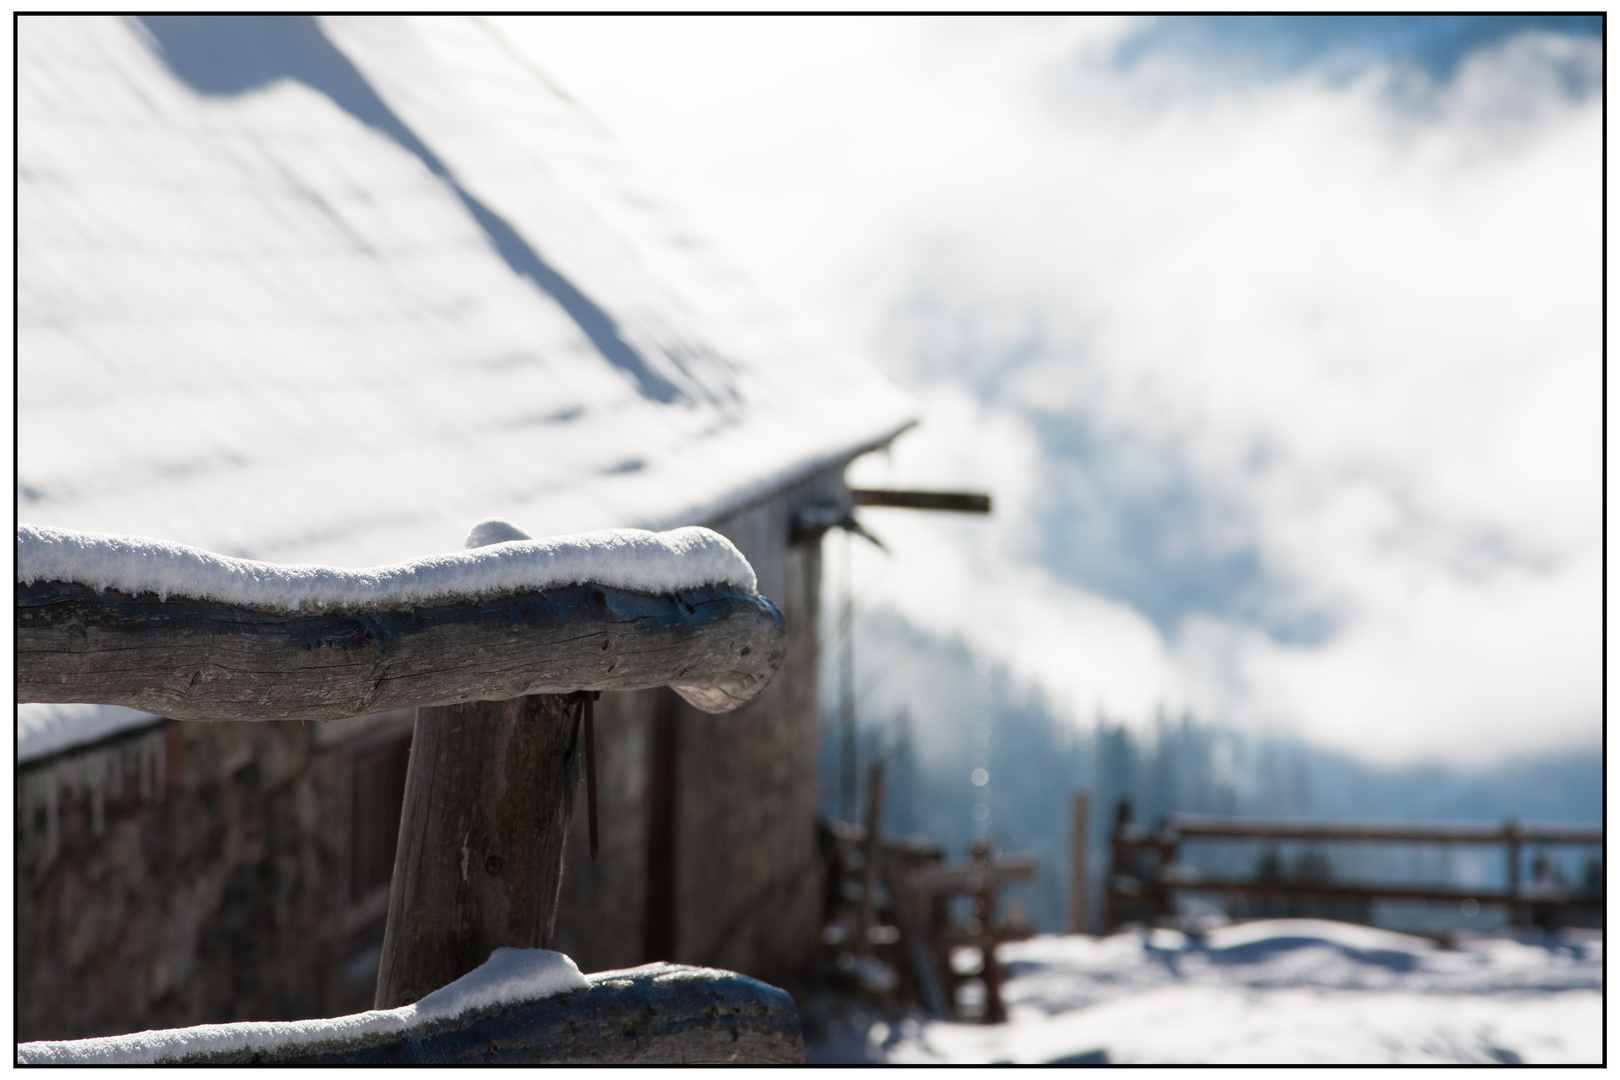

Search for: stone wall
xmin=16 ymin=711 xmax=414 ymax=1042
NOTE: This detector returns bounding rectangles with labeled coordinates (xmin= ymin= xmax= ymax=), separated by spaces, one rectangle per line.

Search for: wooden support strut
xmin=374 ymin=693 xmax=582 ymax=1009
xmin=848 ymin=489 xmax=992 ymax=514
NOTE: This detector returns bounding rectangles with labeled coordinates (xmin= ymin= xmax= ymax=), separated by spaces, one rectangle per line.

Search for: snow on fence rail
xmin=17 ymin=951 xmax=804 ymax=1065
xmin=16 ymin=523 xmax=785 ymax=718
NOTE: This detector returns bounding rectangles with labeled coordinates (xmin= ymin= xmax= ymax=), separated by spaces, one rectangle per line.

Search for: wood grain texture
xmin=373 ymin=694 xmax=583 ymax=1009
xmin=16 ymin=581 xmax=785 ymax=718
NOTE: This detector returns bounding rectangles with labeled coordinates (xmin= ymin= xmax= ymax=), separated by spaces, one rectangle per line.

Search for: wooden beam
xmin=1132 ymin=872 xmax=1606 ymax=909
xmin=848 ymin=489 xmax=991 ymax=514
xmin=907 ymin=854 xmax=1038 ymax=895
xmin=17 ymin=580 xmax=784 ymax=719
xmin=1159 ymin=814 xmax=1603 ymax=845
xmin=374 ymin=694 xmax=580 ymax=1010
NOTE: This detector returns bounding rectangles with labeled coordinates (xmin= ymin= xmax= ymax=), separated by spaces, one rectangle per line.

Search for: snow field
xmin=823 ymin=919 xmax=1602 ymax=1065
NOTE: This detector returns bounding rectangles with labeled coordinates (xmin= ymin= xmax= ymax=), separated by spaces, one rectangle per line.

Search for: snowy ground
xmin=802 ymin=919 xmax=1602 ymax=1065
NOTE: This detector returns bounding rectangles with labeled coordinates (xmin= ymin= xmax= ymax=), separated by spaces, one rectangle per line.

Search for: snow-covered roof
xmin=17 ymin=704 xmax=164 ymax=764
xmin=18 ymin=15 xmax=915 ymax=572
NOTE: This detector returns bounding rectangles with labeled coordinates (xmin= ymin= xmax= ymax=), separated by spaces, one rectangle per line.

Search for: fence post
xmin=1101 ymin=799 xmax=1132 ymax=934
xmin=374 ymin=693 xmax=581 ymax=1009
xmin=857 ymin=761 xmax=887 ymax=954
xmin=1504 ymin=819 xmax=1522 ymax=927
xmin=1067 ymin=791 xmax=1090 ymax=935
xmin=1151 ymin=823 xmax=1179 ymax=925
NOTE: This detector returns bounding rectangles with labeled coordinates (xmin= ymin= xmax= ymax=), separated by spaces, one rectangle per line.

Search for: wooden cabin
xmin=16 ymin=15 xmax=914 ymax=1041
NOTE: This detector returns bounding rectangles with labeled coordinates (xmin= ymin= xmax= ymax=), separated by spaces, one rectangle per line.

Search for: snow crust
xmin=17 ymin=703 xmax=164 ymax=764
xmin=17 ymin=521 xmax=757 ymax=612
xmin=809 ymin=920 xmax=1602 ymax=1065
xmin=16 ymin=947 xmax=588 ymax=1065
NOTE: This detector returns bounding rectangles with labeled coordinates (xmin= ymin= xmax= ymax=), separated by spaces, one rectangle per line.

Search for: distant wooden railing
xmin=849 ymin=488 xmax=992 ymax=514
xmin=1103 ymin=800 xmax=1603 ymax=934
xmin=822 ymin=762 xmax=1036 ymax=1024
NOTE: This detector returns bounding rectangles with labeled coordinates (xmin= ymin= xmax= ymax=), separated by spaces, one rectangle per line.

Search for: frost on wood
xmin=17 ymin=523 xmax=758 ymax=611
xmin=16 ymin=948 xmax=589 ymax=1065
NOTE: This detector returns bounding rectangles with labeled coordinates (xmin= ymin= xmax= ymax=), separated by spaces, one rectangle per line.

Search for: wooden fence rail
xmin=1103 ymin=800 xmax=1603 ymax=934
xmin=18 ymin=580 xmax=784 ymax=719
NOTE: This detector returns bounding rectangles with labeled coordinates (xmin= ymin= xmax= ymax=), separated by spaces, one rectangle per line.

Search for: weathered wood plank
xmin=849 ymin=488 xmax=991 ymax=514
xmin=374 ymin=694 xmax=579 ymax=1010
xmin=17 ymin=581 xmax=784 ymax=718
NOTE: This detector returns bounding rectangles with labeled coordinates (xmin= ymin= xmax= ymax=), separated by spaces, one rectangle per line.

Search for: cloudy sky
xmin=494 ymin=16 xmax=1601 ymax=767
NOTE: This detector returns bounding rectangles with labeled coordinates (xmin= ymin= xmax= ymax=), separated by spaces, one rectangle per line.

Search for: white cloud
xmin=495 ymin=17 xmax=1599 ymax=766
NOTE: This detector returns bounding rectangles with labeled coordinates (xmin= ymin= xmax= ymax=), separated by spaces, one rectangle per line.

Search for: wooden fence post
xmin=375 ymin=693 xmax=582 ymax=1009
xmin=857 ymin=761 xmax=887 ymax=954
xmin=1067 ymin=791 xmax=1090 ymax=935
xmin=1101 ymin=798 xmax=1132 ymax=934
xmin=1505 ymin=819 xmax=1522 ymax=927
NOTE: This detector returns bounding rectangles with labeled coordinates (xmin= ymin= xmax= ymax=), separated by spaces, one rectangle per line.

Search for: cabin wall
xmin=15 ymin=712 xmax=414 ymax=1042
xmin=552 ymin=465 xmax=843 ymax=983
xmin=547 ymin=687 xmax=656 ymax=971
xmin=674 ymin=471 xmax=830 ymax=980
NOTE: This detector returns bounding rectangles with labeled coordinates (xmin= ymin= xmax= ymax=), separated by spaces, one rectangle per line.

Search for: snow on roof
xmin=18 ymin=15 xmax=915 ymax=573
xmin=19 ymin=521 xmax=758 ymax=610
xmin=17 ymin=703 xmax=164 ymax=764
xmin=16 ymin=947 xmax=588 ymax=1065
